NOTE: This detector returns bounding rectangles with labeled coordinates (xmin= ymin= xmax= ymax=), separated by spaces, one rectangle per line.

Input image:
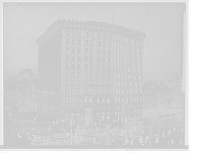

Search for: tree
xmin=123 ymin=118 xmax=144 ymax=143
xmin=146 ymin=114 xmax=157 ymax=146
xmin=55 ymin=114 xmax=95 ymax=145
xmin=95 ymin=124 xmax=120 ymax=145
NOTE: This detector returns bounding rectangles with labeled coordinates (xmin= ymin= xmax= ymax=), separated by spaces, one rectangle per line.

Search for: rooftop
xmin=36 ymin=19 xmax=146 ymax=45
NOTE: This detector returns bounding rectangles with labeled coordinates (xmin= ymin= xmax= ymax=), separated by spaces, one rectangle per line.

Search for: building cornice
xmin=36 ymin=19 xmax=146 ymax=45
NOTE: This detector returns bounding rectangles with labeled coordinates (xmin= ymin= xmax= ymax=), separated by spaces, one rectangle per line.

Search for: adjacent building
xmin=36 ymin=19 xmax=146 ymax=124
xmin=143 ymin=81 xmax=170 ymax=117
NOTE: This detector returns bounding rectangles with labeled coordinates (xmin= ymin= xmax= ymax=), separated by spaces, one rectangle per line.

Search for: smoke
xmin=24 ymin=68 xmax=35 ymax=80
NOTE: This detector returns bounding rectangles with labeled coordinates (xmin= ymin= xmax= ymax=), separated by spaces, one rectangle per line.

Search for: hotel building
xmin=36 ymin=19 xmax=146 ymax=124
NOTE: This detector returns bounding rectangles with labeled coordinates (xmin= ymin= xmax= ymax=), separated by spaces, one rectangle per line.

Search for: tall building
xmin=36 ymin=19 xmax=146 ymax=124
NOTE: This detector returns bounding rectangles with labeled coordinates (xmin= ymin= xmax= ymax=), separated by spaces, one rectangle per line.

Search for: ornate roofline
xmin=36 ymin=19 xmax=146 ymax=44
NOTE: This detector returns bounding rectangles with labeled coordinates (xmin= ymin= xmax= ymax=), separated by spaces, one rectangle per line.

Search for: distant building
xmin=143 ymin=81 xmax=169 ymax=117
xmin=36 ymin=19 xmax=146 ymax=123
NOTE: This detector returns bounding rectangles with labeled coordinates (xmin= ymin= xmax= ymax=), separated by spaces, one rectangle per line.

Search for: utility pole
xmin=49 ymin=125 xmax=50 ymax=145
xmin=21 ymin=106 xmax=24 ymax=137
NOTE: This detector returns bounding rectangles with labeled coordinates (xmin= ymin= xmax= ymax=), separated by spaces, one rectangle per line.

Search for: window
xmin=97 ymin=89 xmax=100 ymax=94
xmin=66 ymin=72 xmax=69 ymax=78
xmin=84 ymin=73 xmax=89 ymax=79
xmin=102 ymin=57 xmax=106 ymax=64
xmin=102 ymin=73 xmax=106 ymax=79
xmin=108 ymin=42 xmax=111 ymax=48
xmin=66 ymin=47 xmax=70 ymax=51
xmin=85 ymin=40 xmax=89 ymax=46
xmin=76 ymin=98 xmax=80 ymax=103
xmin=107 ymin=65 xmax=111 ymax=71
xmin=77 ymin=56 xmax=81 ymax=62
xmin=76 ymin=89 xmax=81 ymax=94
xmin=84 ymin=64 xmax=88 ymax=71
xmin=107 ymin=89 xmax=110 ymax=94
xmin=77 ymin=48 xmax=81 ymax=54
xmin=97 ymin=73 xmax=100 ymax=79
xmin=97 ymin=33 xmax=101 ymax=39
xmin=102 ymin=66 xmax=106 ymax=71
xmin=71 ymin=89 xmax=74 ymax=94
xmin=76 ymin=72 xmax=81 ymax=78
xmin=71 ymin=64 xmax=75 ymax=70
xmin=65 ymin=98 xmax=68 ymax=103
xmin=65 ymin=31 xmax=70 ymax=37
xmin=66 ymin=39 xmax=70 ymax=46
xmin=90 ymin=48 xmax=93 ymax=55
xmin=108 ymin=34 xmax=112 ymax=40
xmin=90 ymin=40 xmax=93 ymax=47
xmin=89 ymin=56 xmax=93 ymax=63
xmin=76 ymin=80 xmax=81 ymax=86
xmin=85 ymin=32 xmax=89 ymax=38
xmin=89 ymin=64 xmax=93 ymax=71
xmin=107 ymin=73 xmax=111 ymax=79
xmin=76 ymin=32 xmax=81 ymax=37
xmin=102 ymin=49 xmax=106 ymax=55
xmin=77 ymin=64 xmax=81 ymax=70
xmin=102 ymin=89 xmax=106 ymax=95
xmin=66 ymin=55 xmax=69 ymax=62
xmin=107 ymin=57 xmax=111 ymax=64
xmin=65 ymin=64 xmax=69 ymax=70
xmin=97 ymin=65 xmax=101 ymax=71
xmin=71 ymin=80 xmax=75 ymax=86
xmin=97 ymin=49 xmax=101 ymax=55
xmin=102 ymin=34 xmax=106 ymax=39
xmin=71 ymin=47 xmax=75 ymax=54
xmin=71 ymin=72 xmax=75 ymax=78
xmin=71 ymin=55 xmax=75 ymax=62
xmin=102 ymin=41 xmax=106 ymax=48
xmin=97 ymin=57 xmax=101 ymax=63
xmin=65 ymin=80 xmax=69 ymax=86
xmin=89 ymin=73 xmax=93 ymax=79
xmin=71 ymin=31 xmax=75 ymax=37
xmin=71 ymin=98 xmax=74 ymax=103
xmin=72 ymin=39 xmax=75 ymax=46
xmin=107 ymin=49 xmax=111 ymax=56
xmin=97 ymin=41 xmax=101 ymax=47
xmin=77 ymin=40 xmax=81 ymax=46
xmin=85 ymin=56 xmax=89 ymax=63
xmin=89 ymin=33 xmax=94 ymax=39
xmin=85 ymin=48 xmax=89 ymax=55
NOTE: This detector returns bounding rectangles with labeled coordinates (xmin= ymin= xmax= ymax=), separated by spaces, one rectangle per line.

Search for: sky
xmin=3 ymin=2 xmax=186 ymax=80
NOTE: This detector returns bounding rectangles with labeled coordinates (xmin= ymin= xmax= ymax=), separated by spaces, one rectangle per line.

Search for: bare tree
xmin=145 ymin=115 xmax=157 ymax=146
xmin=95 ymin=124 xmax=120 ymax=145
xmin=56 ymin=114 xmax=95 ymax=145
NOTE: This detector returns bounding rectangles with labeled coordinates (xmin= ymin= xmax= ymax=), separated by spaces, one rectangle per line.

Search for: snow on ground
xmin=4 ymin=104 xmax=187 ymax=149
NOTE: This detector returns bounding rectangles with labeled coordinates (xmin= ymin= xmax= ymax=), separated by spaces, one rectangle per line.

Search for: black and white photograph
xmin=2 ymin=1 xmax=188 ymax=150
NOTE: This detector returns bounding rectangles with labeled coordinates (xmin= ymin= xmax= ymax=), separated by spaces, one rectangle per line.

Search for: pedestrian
xmin=172 ymin=138 xmax=174 ymax=145
xmin=162 ymin=131 xmax=165 ymax=137
xmin=167 ymin=140 xmax=169 ymax=146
